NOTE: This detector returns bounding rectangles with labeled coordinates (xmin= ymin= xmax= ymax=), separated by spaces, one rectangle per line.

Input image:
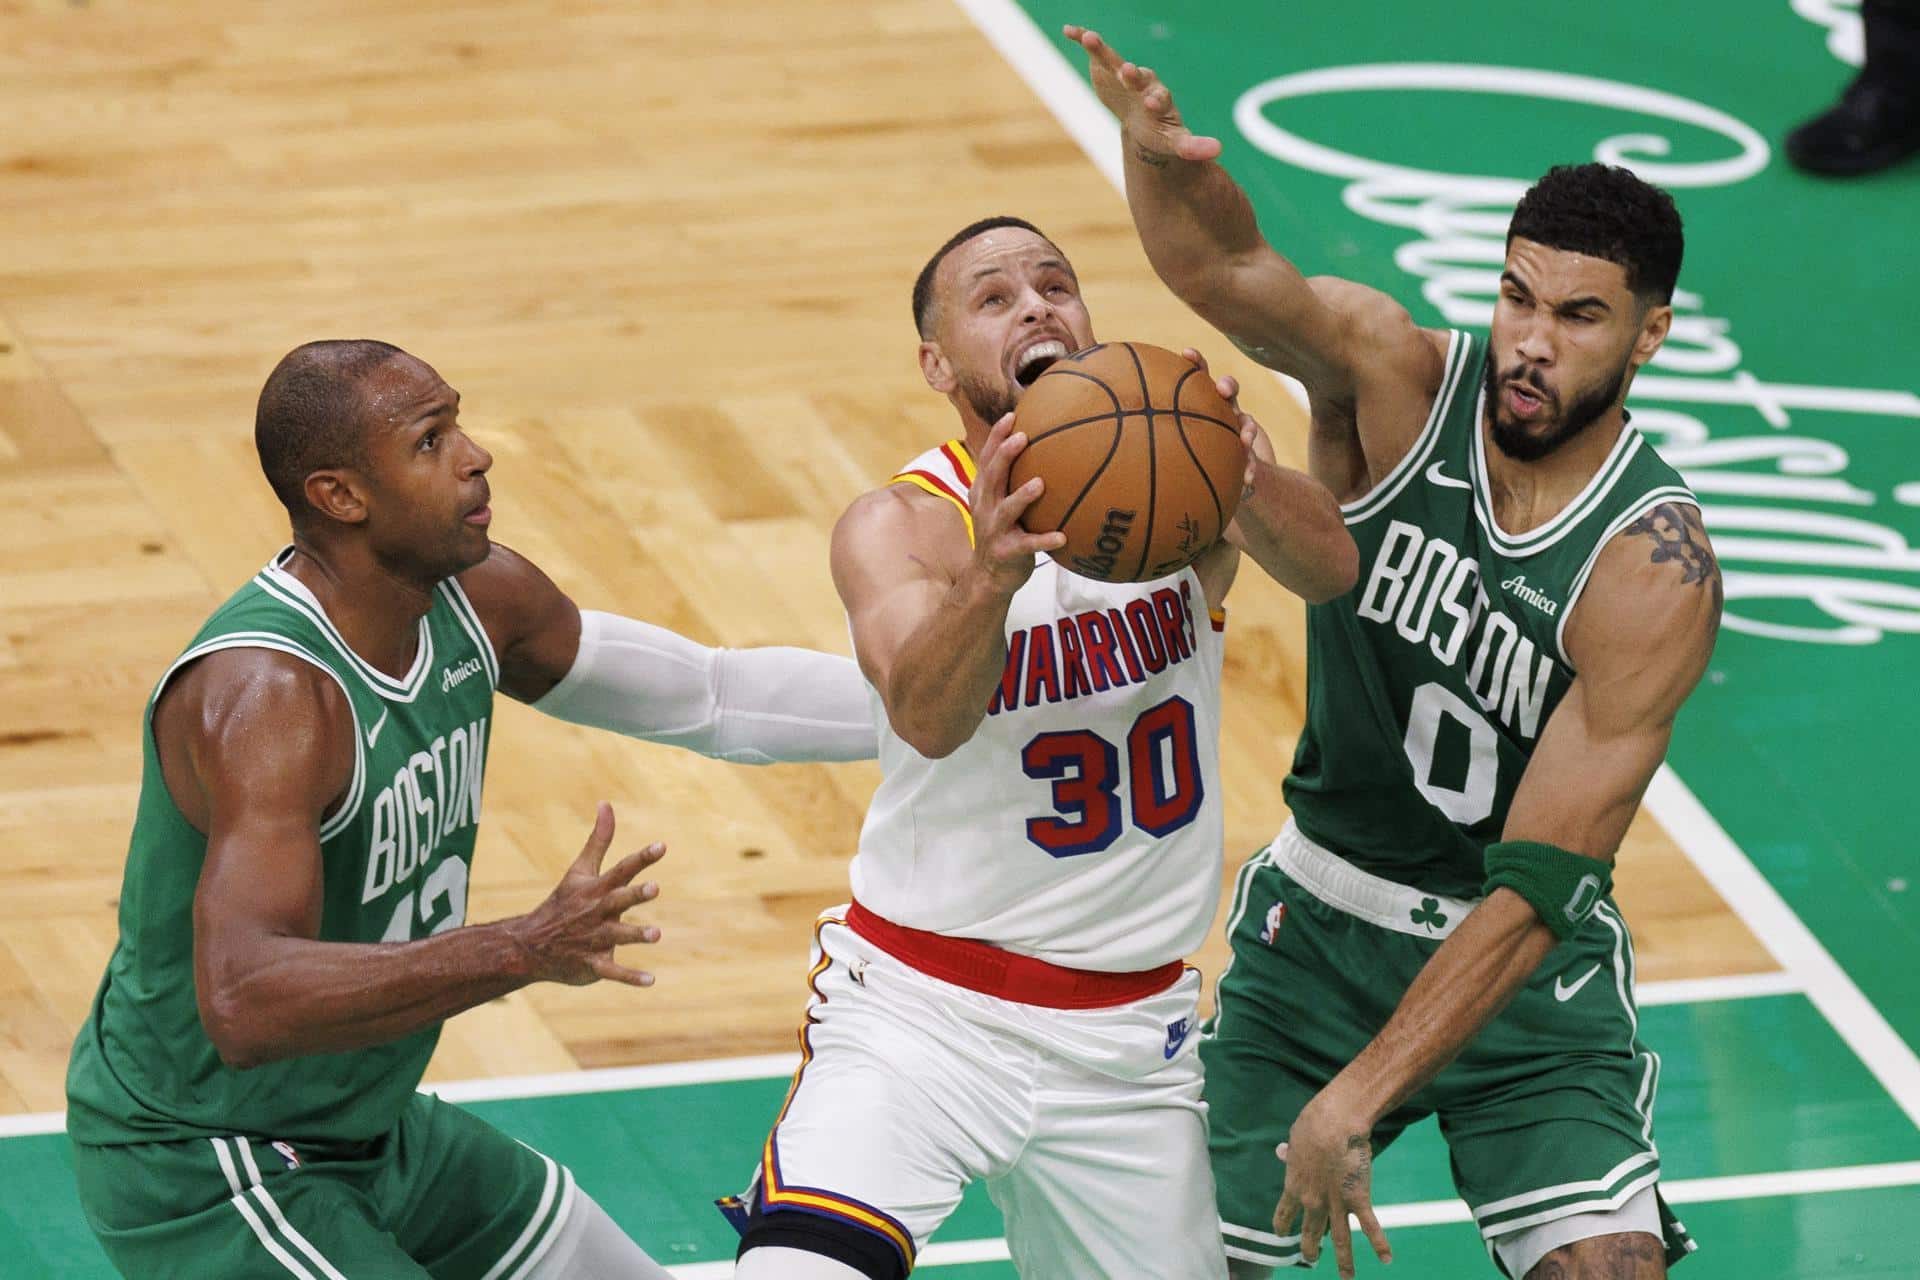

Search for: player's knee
xmin=519 ymin=1187 xmax=674 ymax=1280
xmin=1524 ymin=1231 xmax=1667 ymax=1280
xmin=737 ymin=1214 xmax=905 ymax=1280
xmin=736 ymin=1244 xmax=876 ymax=1280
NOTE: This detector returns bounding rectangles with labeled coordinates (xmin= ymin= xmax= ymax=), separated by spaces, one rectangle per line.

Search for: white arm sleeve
xmin=530 ymin=610 xmax=877 ymax=765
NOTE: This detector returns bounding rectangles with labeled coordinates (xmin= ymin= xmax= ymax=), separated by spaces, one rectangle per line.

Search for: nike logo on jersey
xmin=1553 ymin=963 xmax=1602 ymax=1002
xmin=1425 ymin=459 xmax=1471 ymax=490
xmin=1164 ymin=1017 xmax=1193 ymax=1059
xmin=366 ymin=707 xmax=390 ymax=749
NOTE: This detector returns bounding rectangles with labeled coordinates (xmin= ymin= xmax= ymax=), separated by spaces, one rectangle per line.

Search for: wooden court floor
xmin=0 ymin=0 xmax=1773 ymax=1118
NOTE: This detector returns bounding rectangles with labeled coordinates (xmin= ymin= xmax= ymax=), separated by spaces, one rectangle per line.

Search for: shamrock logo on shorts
xmin=1410 ymin=897 xmax=1448 ymax=932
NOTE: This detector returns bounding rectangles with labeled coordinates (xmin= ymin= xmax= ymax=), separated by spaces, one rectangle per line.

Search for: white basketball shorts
xmin=725 ymin=907 xmax=1228 ymax=1279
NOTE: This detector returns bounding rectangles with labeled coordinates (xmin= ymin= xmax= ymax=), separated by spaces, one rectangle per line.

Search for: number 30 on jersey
xmin=1020 ymin=695 xmax=1204 ymax=857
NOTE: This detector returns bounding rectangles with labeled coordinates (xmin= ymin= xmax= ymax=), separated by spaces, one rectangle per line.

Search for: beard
xmin=1483 ymin=357 xmax=1626 ymax=462
xmin=957 ymin=368 xmax=1020 ymax=426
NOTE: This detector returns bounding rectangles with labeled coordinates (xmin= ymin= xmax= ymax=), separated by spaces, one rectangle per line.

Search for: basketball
xmin=1009 ymin=341 xmax=1246 ymax=583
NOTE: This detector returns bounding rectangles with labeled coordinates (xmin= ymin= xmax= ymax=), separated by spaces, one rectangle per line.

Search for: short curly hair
xmin=1508 ymin=164 xmax=1684 ymax=304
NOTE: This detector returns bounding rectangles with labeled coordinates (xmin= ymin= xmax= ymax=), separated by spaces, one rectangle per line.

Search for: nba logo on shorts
xmin=271 ymin=1141 xmax=301 ymax=1170
xmin=1259 ymin=902 xmax=1286 ymax=946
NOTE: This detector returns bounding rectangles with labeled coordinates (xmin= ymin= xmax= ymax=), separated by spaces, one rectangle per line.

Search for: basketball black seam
xmin=1175 ymin=411 xmax=1243 ymax=436
xmin=1167 ymin=401 xmax=1228 ymax=545
xmin=1173 ymin=365 xmax=1234 ymax=569
xmin=1028 ymin=408 xmax=1130 ymax=447
xmin=1051 ymin=414 xmax=1126 ymax=539
xmin=1029 ymin=407 xmax=1233 ymax=447
xmin=1128 ymin=343 xmax=1157 ymax=582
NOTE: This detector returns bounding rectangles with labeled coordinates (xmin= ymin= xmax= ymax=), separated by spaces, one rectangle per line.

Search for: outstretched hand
xmin=1064 ymin=25 xmax=1223 ymax=162
xmin=1273 ymin=1087 xmax=1393 ymax=1279
xmin=510 ymin=802 xmax=666 ymax=988
xmin=969 ymin=413 xmax=1067 ymax=595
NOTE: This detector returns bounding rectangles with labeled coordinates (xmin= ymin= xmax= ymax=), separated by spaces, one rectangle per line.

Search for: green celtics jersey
xmin=1284 ymin=331 xmax=1697 ymax=900
xmin=66 ymin=548 xmax=499 ymax=1146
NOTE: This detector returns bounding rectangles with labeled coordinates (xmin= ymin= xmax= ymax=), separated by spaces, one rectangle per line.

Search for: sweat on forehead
xmin=360 ymin=354 xmax=450 ymax=421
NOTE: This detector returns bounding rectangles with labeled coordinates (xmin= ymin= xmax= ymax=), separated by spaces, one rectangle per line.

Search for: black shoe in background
xmin=1786 ymin=75 xmax=1920 ymax=175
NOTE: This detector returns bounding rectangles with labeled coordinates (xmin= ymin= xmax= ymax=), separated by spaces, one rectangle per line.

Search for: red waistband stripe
xmin=847 ymin=901 xmax=1183 ymax=1009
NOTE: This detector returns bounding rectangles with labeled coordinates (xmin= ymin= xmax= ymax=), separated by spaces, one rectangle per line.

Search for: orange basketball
xmin=1009 ymin=342 xmax=1246 ymax=583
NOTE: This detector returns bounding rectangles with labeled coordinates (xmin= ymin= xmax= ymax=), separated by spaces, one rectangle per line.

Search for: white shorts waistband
xmin=1270 ymin=821 xmax=1480 ymax=940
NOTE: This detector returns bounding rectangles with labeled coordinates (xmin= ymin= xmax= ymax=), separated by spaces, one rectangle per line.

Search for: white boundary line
xmin=953 ymin=0 xmax=1920 ymax=1131
xmin=3 ymin=971 xmax=1794 ymax=1141
xmin=1634 ymin=970 xmax=1801 ymax=1006
xmin=1645 ymin=768 xmax=1920 ymax=1129
xmin=950 ymin=0 xmax=1121 ymax=191
xmin=659 ymin=1161 xmax=1920 ymax=1273
xmin=424 ymin=1052 xmax=800 ymax=1104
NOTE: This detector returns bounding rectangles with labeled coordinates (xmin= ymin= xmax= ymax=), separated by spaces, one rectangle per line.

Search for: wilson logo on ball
xmin=1070 ymin=507 xmax=1137 ymax=579
xmin=1010 ymin=342 xmax=1245 ymax=584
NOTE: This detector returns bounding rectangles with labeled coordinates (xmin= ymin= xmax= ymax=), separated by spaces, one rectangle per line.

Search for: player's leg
xmin=381 ymin=1091 xmax=673 ymax=1279
xmin=519 ymin=1187 xmax=674 ymax=1280
xmin=1439 ymin=899 xmax=1692 ymax=1278
xmin=71 ymin=1133 xmax=427 ymax=1279
xmin=728 ymin=913 xmax=1025 ymax=1279
xmin=1508 ymin=1193 xmax=1668 ymax=1278
xmin=984 ymin=975 xmax=1224 ymax=1279
xmin=734 ymin=1246 xmax=869 ymax=1278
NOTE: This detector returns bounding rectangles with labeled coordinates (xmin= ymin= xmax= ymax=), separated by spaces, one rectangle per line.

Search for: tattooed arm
xmin=1504 ymin=501 xmax=1722 ymax=855
xmin=1268 ymin=502 xmax=1720 ymax=1278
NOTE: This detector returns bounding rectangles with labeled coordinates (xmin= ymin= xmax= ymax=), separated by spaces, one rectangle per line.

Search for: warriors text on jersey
xmin=66 ymin=549 xmax=498 ymax=1146
xmin=852 ymin=441 xmax=1226 ymax=972
xmin=1284 ymin=330 xmax=1699 ymax=899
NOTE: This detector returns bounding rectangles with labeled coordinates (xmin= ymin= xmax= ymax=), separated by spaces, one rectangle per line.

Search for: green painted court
xmin=12 ymin=0 xmax=1918 ymax=1276
xmin=9 ymin=985 xmax=1920 ymax=1274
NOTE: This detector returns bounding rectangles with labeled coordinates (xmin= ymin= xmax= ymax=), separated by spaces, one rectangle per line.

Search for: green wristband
xmin=1482 ymin=840 xmax=1613 ymax=941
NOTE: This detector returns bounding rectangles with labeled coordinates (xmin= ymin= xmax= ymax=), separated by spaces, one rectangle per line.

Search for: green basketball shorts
xmin=1200 ymin=823 xmax=1696 ymax=1276
xmin=70 ymin=1091 xmax=575 ymax=1279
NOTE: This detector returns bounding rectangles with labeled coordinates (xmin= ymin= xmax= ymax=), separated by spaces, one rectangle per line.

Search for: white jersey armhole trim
xmin=1552 ymin=487 xmax=1703 ymax=670
xmin=1342 ymin=329 xmax=1471 ymax=524
xmin=156 ymin=634 xmax=369 ymax=844
xmin=438 ymin=577 xmax=501 ymax=690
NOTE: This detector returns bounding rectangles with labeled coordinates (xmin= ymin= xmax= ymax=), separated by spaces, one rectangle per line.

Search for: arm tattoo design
xmin=1625 ymin=503 xmax=1723 ymax=607
xmin=1131 ymin=141 xmax=1171 ymax=169
xmin=1340 ymin=1134 xmax=1373 ymax=1195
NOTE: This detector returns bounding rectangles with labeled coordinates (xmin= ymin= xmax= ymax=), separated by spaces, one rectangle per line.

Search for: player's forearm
xmin=198 ymin=920 xmax=536 ymax=1069
xmin=1230 ymin=461 xmax=1358 ymax=603
xmin=533 ymin=610 xmax=876 ymax=764
xmin=1336 ymin=890 xmax=1558 ymax=1122
xmin=1122 ymin=138 xmax=1268 ymax=294
xmin=880 ymin=569 xmax=1017 ymax=758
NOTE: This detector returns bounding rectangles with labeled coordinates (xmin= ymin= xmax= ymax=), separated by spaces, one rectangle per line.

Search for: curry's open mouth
xmin=1015 ymin=340 xmax=1069 ymax=387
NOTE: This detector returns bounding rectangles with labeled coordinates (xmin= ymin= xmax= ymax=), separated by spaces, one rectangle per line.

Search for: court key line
xmin=656 ymin=1160 xmax=1920 ymax=1276
xmin=953 ymin=0 xmax=1920 ymax=1134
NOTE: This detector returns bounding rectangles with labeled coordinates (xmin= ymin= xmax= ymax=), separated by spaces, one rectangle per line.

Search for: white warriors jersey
xmin=849 ymin=439 xmax=1227 ymax=972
